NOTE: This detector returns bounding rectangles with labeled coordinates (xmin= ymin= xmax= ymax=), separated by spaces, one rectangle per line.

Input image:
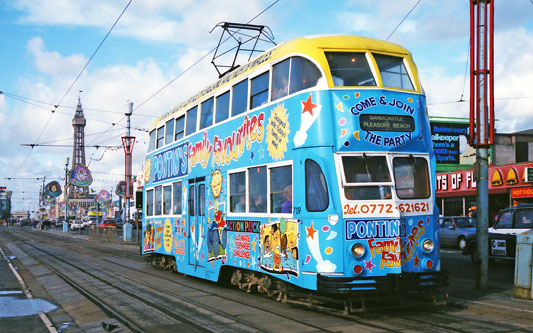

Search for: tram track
xmin=3 ymin=229 xmax=343 ymax=332
xmin=4 ymin=228 xmax=532 ymax=333
xmin=89 ymin=243 xmax=533 ymax=333
xmin=4 ymin=231 xmax=269 ymax=332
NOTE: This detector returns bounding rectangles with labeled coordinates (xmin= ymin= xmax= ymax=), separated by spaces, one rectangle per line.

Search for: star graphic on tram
xmin=413 ymin=254 xmax=421 ymax=268
xmin=301 ymin=94 xmax=318 ymax=116
xmin=306 ymin=222 xmax=317 ymax=240
xmin=364 ymin=259 xmax=376 ymax=273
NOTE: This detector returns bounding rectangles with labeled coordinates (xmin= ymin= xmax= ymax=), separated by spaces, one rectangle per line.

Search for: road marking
xmin=1 ymin=247 xmax=58 ymax=333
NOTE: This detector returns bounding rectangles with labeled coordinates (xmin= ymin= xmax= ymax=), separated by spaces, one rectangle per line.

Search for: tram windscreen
xmin=392 ymin=156 xmax=430 ymax=199
xmin=342 ymin=155 xmax=392 ymax=200
xmin=374 ymin=54 xmax=414 ymax=90
xmin=325 ymin=52 xmax=376 ymax=87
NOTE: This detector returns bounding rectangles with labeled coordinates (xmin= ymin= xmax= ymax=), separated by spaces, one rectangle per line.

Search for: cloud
xmin=493 ymin=28 xmax=533 ymax=133
xmin=12 ymin=0 xmax=270 ymax=45
xmin=424 ymin=28 xmax=533 ymax=134
xmin=27 ymin=37 xmax=86 ymax=76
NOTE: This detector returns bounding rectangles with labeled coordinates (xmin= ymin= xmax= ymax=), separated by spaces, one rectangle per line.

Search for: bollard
xmin=123 ymin=222 xmax=132 ymax=242
xmin=63 ymin=221 xmax=68 ymax=232
xmin=514 ymin=229 xmax=533 ymax=300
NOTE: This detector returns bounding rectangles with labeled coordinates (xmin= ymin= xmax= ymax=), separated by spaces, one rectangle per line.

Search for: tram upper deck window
xmin=148 ymin=130 xmax=156 ymax=152
xmin=165 ymin=119 xmax=174 ymax=145
xmin=250 ymin=72 xmax=269 ymax=109
xmin=216 ymin=91 xmax=230 ymax=123
xmin=289 ymin=56 xmax=321 ymax=94
xmin=232 ymin=79 xmax=248 ymax=117
xmin=200 ymin=97 xmax=214 ymax=130
xmin=185 ymin=106 xmax=198 ymax=136
xmin=156 ymin=126 xmax=165 ymax=149
xmin=393 ymin=156 xmax=430 ymax=199
xmin=272 ymin=56 xmax=322 ymax=102
xmin=175 ymin=115 xmax=185 ymax=141
xmin=272 ymin=59 xmax=290 ymax=101
xmin=325 ymin=52 xmax=376 ymax=87
xmin=342 ymin=155 xmax=392 ymax=200
xmin=374 ymin=54 xmax=414 ymax=90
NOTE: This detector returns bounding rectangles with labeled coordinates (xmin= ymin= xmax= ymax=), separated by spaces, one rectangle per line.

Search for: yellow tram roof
xmin=152 ymin=35 xmax=417 ymax=128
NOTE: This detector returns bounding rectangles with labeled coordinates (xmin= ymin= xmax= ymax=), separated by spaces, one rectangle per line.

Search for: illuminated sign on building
xmin=436 ymin=163 xmax=533 ymax=198
xmin=431 ymin=122 xmax=469 ymax=164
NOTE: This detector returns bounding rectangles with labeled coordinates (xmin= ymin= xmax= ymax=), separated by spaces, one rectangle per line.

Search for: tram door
xmin=188 ymin=178 xmax=206 ymax=268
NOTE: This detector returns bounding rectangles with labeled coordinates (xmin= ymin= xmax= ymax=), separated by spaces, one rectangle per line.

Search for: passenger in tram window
xmin=235 ymin=196 xmax=246 ymax=212
xmin=272 ymin=76 xmax=289 ymax=101
xmin=250 ymin=194 xmax=266 ymax=212
xmin=379 ymin=186 xmax=392 ymax=199
xmin=281 ymin=186 xmax=292 ymax=213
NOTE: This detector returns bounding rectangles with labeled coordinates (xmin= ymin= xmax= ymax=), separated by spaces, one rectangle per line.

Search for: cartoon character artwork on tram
xmin=260 ymin=218 xmax=299 ymax=277
xmin=143 ymin=222 xmax=155 ymax=252
xmin=207 ymin=169 xmax=228 ymax=261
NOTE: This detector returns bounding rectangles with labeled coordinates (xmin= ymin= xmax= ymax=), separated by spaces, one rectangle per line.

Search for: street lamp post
xmin=122 ymin=101 xmax=135 ymax=242
xmin=64 ymin=157 xmax=69 ymax=232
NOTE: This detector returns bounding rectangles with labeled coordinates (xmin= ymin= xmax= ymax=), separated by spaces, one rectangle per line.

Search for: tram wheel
xmin=230 ymin=269 xmax=243 ymax=287
xmin=151 ymin=254 xmax=158 ymax=267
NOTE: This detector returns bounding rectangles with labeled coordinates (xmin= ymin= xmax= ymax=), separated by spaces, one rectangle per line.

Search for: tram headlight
xmin=421 ymin=239 xmax=434 ymax=253
xmin=351 ymin=243 xmax=365 ymax=258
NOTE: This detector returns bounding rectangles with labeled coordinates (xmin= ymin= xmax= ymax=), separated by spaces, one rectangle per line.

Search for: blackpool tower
xmin=70 ymin=97 xmax=88 ymax=197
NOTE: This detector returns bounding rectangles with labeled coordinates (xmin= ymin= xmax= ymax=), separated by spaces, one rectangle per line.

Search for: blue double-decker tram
xmin=142 ymin=35 xmax=446 ymax=300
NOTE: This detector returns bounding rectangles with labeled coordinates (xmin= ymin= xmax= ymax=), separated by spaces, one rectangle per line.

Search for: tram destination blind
xmin=359 ymin=114 xmax=414 ymax=132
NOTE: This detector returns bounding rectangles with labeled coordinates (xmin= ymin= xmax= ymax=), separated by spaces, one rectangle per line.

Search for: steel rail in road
xmin=5 ymin=231 xmax=264 ymax=332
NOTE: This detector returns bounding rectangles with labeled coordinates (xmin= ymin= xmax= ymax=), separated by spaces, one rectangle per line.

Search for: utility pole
xmin=469 ymin=0 xmax=494 ymax=290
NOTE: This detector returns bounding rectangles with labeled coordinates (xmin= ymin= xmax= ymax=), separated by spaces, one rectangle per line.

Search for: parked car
xmin=70 ymin=220 xmax=85 ymax=230
xmin=438 ymin=216 xmax=476 ymax=250
xmin=463 ymin=204 xmax=533 ymax=261
xmin=115 ymin=219 xmax=123 ymax=229
xmin=56 ymin=217 xmax=65 ymax=228
xmin=99 ymin=219 xmax=117 ymax=227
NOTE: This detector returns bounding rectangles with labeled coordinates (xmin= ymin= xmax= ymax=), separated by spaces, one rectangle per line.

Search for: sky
xmin=1 ymin=0 xmax=532 ymax=211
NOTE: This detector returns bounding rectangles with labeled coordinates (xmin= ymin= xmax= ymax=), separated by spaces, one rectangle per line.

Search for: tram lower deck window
xmin=392 ymin=156 xmax=430 ymax=199
xmin=146 ymin=189 xmax=154 ymax=216
xmin=154 ymin=186 xmax=162 ymax=215
xmin=341 ymin=155 xmax=393 ymax=200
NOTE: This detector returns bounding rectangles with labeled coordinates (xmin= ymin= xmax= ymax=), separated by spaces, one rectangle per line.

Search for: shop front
xmin=436 ymin=162 xmax=533 ymax=219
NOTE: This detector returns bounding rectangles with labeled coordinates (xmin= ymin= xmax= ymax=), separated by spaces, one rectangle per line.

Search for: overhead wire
xmin=9 ymin=0 xmax=280 ymax=205
xmin=11 ymin=0 xmax=133 ymax=179
xmin=133 ymin=0 xmax=280 ymax=113
xmin=0 ymin=91 xmax=155 ymax=117
xmin=459 ymin=38 xmax=471 ymax=102
xmin=386 ymin=0 xmax=422 ymax=41
xmin=427 ymin=96 xmax=533 ymax=106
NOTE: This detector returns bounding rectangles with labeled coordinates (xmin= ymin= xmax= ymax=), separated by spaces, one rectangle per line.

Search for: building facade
xmin=435 ymin=125 xmax=533 ymax=218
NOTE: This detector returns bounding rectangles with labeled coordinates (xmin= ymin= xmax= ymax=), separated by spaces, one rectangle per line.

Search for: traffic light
xmin=135 ymin=191 xmax=143 ymax=209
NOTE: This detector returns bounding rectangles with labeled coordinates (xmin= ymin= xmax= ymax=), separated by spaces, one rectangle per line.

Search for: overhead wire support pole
xmin=469 ymin=0 xmax=494 ymax=290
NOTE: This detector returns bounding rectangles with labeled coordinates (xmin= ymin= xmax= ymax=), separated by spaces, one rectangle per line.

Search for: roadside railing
xmin=89 ymin=226 xmax=117 ymax=242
